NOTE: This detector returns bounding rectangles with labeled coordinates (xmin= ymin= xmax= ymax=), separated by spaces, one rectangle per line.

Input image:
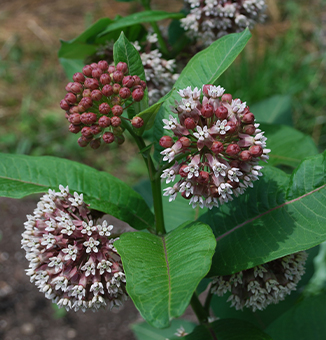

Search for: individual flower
xmin=160 ymin=84 xmax=270 ymax=209
xmin=22 ymin=186 xmax=127 ymax=312
xmin=210 ymin=251 xmax=308 ymax=311
xmin=60 ymin=61 xmax=146 ymax=149
xmin=181 ymin=0 xmax=267 ymax=46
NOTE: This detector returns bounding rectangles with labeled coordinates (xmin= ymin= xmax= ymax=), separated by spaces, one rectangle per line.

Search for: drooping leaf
xmin=0 ymin=153 xmax=154 ymax=230
xmin=262 ymin=123 xmax=318 ymax=168
xmin=154 ymin=29 xmax=251 ymax=162
xmin=199 ymin=151 xmax=326 ymax=276
xmin=113 ymin=32 xmax=148 ymax=117
xmin=209 ymin=246 xmax=319 ymax=329
xmin=181 ymin=318 xmax=272 ymax=340
xmin=265 ymin=292 xmax=326 ymax=340
xmin=132 ymin=319 xmax=196 ymax=340
xmin=251 ymin=95 xmax=293 ymax=126
xmin=99 ymin=11 xmax=185 ymax=37
xmin=114 ymin=221 xmax=216 ymax=328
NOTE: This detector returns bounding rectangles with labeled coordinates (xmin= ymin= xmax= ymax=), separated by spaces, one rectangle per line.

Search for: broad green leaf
xmin=251 ymin=95 xmax=293 ymax=126
xmin=114 ymin=221 xmax=216 ymax=328
xmin=306 ymin=241 xmax=326 ymax=294
xmin=132 ymin=319 xmax=196 ymax=340
xmin=99 ymin=11 xmax=185 ymax=37
xmin=265 ymin=293 xmax=326 ymax=340
xmin=181 ymin=319 xmax=272 ymax=340
xmin=135 ymin=89 xmax=175 ymax=135
xmin=199 ymin=151 xmax=326 ymax=276
xmin=210 ymin=246 xmax=319 ymax=329
xmin=262 ymin=123 xmax=318 ymax=168
xmin=113 ymin=32 xmax=148 ymax=117
xmin=154 ymin=29 xmax=251 ymax=162
xmin=0 ymin=153 xmax=154 ymax=230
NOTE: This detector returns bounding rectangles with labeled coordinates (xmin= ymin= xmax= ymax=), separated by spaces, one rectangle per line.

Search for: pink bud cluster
xmin=211 ymin=251 xmax=308 ymax=311
xmin=60 ymin=60 xmax=146 ymax=149
xmin=160 ymin=85 xmax=270 ymax=209
xmin=22 ymin=185 xmax=127 ymax=311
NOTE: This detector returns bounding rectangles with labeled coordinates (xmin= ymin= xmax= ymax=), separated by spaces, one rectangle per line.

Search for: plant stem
xmin=122 ymin=121 xmax=166 ymax=235
xmin=204 ymin=286 xmax=214 ymax=314
xmin=190 ymin=293 xmax=209 ymax=324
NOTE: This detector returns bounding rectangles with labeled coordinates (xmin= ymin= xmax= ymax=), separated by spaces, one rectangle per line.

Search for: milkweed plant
xmin=2 ymin=0 xmax=326 ymax=339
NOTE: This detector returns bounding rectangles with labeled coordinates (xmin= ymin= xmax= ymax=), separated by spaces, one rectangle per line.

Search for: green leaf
xmin=99 ymin=11 xmax=185 ymax=37
xmin=210 ymin=246 xmax=319 ymax=329
xmin=154 ymin=29 xmax=251 ymax=162
xmin=181 ymin=319 xmax=273 ymax=340
xmin=113 ymin=32 xmax=148 ymax=117
xmin=263 ymin=123 xmax=318 ymax=168
xmin=265 ymin=293 xmax=326 ymax=340
xmin=114 ymin=221 xmax=216 ymax=328
xmin=134 ymin=88 xmax=175 ymax=135
xmin=0 ymin=153 xmax=154 ymax=230
xmin=199 ymin=151 xmax=326 ymax=276
xmin=251 ymin=95 xmax=293 ymax=126
xmin=132 ymin=319 xmax=196 ymax=340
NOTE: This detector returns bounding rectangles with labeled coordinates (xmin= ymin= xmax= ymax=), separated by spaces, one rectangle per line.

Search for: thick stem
xmin=122 ymin=121 xmax=166 ymax=234
xmin=190 ymin=293 xmax=209 ymax=324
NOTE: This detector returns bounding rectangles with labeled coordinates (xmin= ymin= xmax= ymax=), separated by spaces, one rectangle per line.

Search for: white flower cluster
xmin=211 ymin=251 xmax=308 ymax=311
xmin=133 ymin=33 xmax=179 ymax=105
xmin=22 ymin=185 xmax=127 ymax=312
xmin=181 ymin=0 xmax=267 ymax=46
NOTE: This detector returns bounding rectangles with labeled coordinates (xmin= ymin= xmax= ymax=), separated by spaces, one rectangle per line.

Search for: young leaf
xmin=113 ymin=32 xmax=149 ymax=117
xmin=153 ymin=29 xmax=251 ymax=162
xmin=114 ymin=221 xmax=216 ymax=328
xmin=0 ymin=153 xmax=154 ymax=230
xmin=132 ymin=319 xmax=196 ymax=340
xmin=181 ymin=318 xmax=272 ymax=340
xmin=265 ymin=293 xmax=326 ymax=340
xmin=199 ymin=151 xmax=326 ymax=276
xmin=99 ymin=11 xmax=185 ymax=37
xmin=262 ymin=123 xmax=318 ymax=168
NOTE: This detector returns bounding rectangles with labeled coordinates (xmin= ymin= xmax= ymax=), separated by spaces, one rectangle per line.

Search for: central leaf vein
xmin=162 ymin=236 xmax=171 ymax=316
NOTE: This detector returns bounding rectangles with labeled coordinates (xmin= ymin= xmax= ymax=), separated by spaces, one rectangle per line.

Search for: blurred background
xmin=0 ymin=0 xmax=325 ymax=339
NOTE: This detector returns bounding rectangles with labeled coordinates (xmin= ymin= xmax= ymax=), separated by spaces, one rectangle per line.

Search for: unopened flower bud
xmin=108 ymin=65 xmax=116 ymax=74
xmin=119 ymin=87 xmax=131 ymax=99
xmin=215 ymin=106 xmax=228 ymax=120
xmin=70 ymin=82 xmax=83 ymax=94
xmin=179 ymin=164 xmax=188 ymax=177
xmin=90 ymin=124 xmax=102 ymax=135
xmin=98 ymin=60 xmax=109 ymax=71
xmin=221 ymin=93 xmax=232 ymax=103
xmin=203 ymin=84 xmax=213 ymax=96
xmin=112 ymin=105 xmax=123 ymax=116
xmin=79 ymin=97 xmax=93 ymax=110
xmin=122 ymin=76 xmax=134 ymax=88
xmin=90 ymin=138 xmax=101 ymax=149
xmin=131 ymin=116 xmax=144 ymax=128
xmin=132 ymin=88 xmax=144 ymax=102
xmin=226 ymin=121 xmax=237 ymax=134
xmin=116 ymin=62 xmax=128 ymax=74
xmin=197 ymin=171 xmax=209 ymax=184
xmin=201 ymin=104 xmax=214 ymax=118
xmin=240 ymin=150 xmax=252 ymax=161
xmin=98 ymin=116 xmax=111 ymax=128
xmin=82 ymin=65 xmax=93 ymax=77
xmin=112 ymin=83 xmax=121 ymax=94
xmin=82 ymin=89 xmax=91 ymax=98
xmin=91 ymin=67 xmax=102 ymax=79
xmin=73 ymin=72 xmax=85 ymax=83
xmin=140 ymin=81 xmax=147 ymax=90
xmin=132 ymin=75 xmax=141 ymax=86
xmin=60 ymin=99 xmax=70 ymax=111
xmin=91 ymin=90 xmax=102 ymax=101
xmin=100 ymin=73 xmax=111 ymax=85
xmin=111 ymin=116 xmax=121 ymax=127
xmin=64 ymin=93 xmax=77 ymax=105
xmin=113 ymin=71 xmax=124 ymax=83
xmin=160 ymin=136 xmax=174 ymax=148
xmin=111 ymin=96 xmax=121 ymax=106
xmin=90 ymin=62 xmax=98 ymax=68
xmin=211 ymin=141 xmax=224 ymax=154
xmin=68 ymin=113 xmax=81 ymax=125
xmin=102 ymin=132 xmax=115 ymax=144
xmin=81 ymin=126 xmax=93 ymax=138
xmin=184 ymin=117 xmax=197 ymax=130
xmin=80 ymin=112 xmax=97 ymax=125
xmin=99 ymin=103 xmax=111 ymax=115
xmin=84 ymin=78 xmax=99 ymax=90
xmin=69 ymin=124 xmax=81 ymax=134
xmin=102 ymin=84 xmax=113 ymax=97
xmin=243 ymin=124 xmax=256 ymax=135
xmin=179 ymin=137 xmax=191 ymax=147
xmin=226 ymin=144 xmax=240 ymax=156
xmin=78 ymin=136 xmax=89 ymax=147
xmin=249 ymin=145 xmax=263 ymax=157
xmin=242 ymin=112 xmax=255 ymax=124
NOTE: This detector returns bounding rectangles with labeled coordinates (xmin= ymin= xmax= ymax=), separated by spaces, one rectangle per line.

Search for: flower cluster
xmin=181 ymin=0 xmax=267 ymax=46
xmin=21 ymin=185 xmax=127 ymax=312
xmin=60 ymin=61 xmax=146 ymax=149
xmin=160 ymin=85 xmax=270 ymax=209
xmin=211 ymin=251 xmax=308 ymax=311
xmin=133 ymin=33 xmax=179 ymax=106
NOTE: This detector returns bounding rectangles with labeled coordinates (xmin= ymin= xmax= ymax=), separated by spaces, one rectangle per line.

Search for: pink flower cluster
xmin=160 ymin=85 xmax=270 ymax=209
xmin=22 ymin=185 xmax=127 ymax=311
xmin=60 ymin=60 xmax=146 ymax=149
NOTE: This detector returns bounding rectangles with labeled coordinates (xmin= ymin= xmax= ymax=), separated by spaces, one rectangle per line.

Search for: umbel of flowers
xmin=211 ymin=251 xmax=308 ymax=311
xmin=21 ymin=185 xmax=127 ymax=311
xmin=181 ymin=0 xmax=267 ymax=46
xmin=160 ymin=84 xmax=270 ymax=209
xmin=60 ymin=61 xmax=146 ymax=149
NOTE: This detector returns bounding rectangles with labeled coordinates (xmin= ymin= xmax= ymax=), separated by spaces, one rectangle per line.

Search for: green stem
xmin=122 ymin=121 xmax=166 ymax=235
xmin=204 ymin=286 xmax=214 ymax=314
xmin=190 ymin=293 xmax=210 ymax=324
